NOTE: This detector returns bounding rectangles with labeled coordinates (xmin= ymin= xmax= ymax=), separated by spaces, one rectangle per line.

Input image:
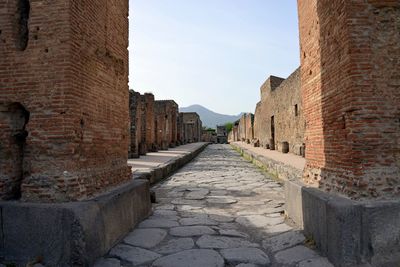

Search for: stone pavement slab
xmin=98 ymin=144 xmax=332 ymax=266
xmin=152 ymin=249 xmax=224 ymax=267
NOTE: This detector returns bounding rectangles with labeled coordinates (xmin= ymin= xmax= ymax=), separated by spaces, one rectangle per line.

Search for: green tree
xmin=225 ymin=122 xmax=233 ymax=133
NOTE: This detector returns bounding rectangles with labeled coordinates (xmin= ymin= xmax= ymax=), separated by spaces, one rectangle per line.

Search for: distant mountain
xmin=179 ymin=104 xmax=243 ymax=128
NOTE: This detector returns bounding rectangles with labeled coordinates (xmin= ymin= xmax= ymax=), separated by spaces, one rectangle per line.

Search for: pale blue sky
xmin=129 ymin=0 xmax=300 ymax=115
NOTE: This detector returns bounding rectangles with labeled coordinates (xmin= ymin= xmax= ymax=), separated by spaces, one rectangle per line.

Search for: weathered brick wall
xmin=253 ymin=69 xmax=304 ymax=154
xmin=181 ymin=112 xmax=202 ymax=143
xmin=299 ymin=0 xmax=400 ymax=199
xmin=129 ymin=90 xmax=141 ymax=158
xmin=154 ymin=100 xmax=178 ymax=150
xmin=0 ymin=0 xmax=131 ymax=202
xmin=177 ymin=113 xmax=184 ymax=145
xmin=139 ymin=93 xmax=156 ymax=154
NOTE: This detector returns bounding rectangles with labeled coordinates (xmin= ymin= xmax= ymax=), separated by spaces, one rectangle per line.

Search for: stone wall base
xmin=0 ymin=179 xmax=151 ymax=266
xmin=230 ymin=143 xmax=302 ymax=181
xmin=285 ymin=180 xmax=400 ymax=267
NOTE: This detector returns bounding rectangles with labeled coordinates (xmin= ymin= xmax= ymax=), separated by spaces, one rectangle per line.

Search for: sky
xmin=129 ymin=0 xmax=300 ymax=115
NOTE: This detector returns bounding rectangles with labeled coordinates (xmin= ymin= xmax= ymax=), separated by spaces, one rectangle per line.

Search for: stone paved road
xmin=95 ymin=145 xmax=333 ymax=267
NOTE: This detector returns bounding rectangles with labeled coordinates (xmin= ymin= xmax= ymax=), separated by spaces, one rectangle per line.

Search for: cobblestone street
xmin=96 ymin=144 xmax=333 ymax=267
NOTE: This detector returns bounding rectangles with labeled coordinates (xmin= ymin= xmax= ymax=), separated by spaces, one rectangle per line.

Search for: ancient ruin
xmin=0 ymin=0 xmax=398 ymax=266
xmin=254 ymin=69 xmax=304 ymax=155
xmin=154 ymin=100 xmax=179 ymax=150
xmin=139 ymin=93 xmax=156 ymax=154
xmin=179 ymin=112 xmax=203 ymax=144
xmin=0 ymin=0 xmax=132 ymax=202
xmin=129 ymin=90 xmax=142 ymax=158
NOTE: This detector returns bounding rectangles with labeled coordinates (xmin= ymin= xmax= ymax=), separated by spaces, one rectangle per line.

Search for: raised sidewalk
xmin=129 ymin=142 xmax=208 ymax=184
xmin=231 ymin=141 xmax=400 ymax=267
xmin=0 ymin=143 xmax=208 ymax=266
xmin=230 ymin=141 xmax=305 ymax=181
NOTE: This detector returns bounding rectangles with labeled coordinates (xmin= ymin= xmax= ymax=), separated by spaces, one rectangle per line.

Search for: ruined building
xmin=233 ymin=113 xmax=255 ymax=144
xmin=253 ymin=68 xmax=304 ymax=155
xmin=216 ymin=125 xmax=228 ymax=144
xmin=129 ymin=90 xmax=142 ymax=158
xmin=0 ymin=0 xmax=132 ymax=202
xmin=180 ymin=113 xmax=202 ymax=143
xmin=202 ymin=128 xmax=217 ymax=143
xmin=154 ymin=100 xmax=178 ymax=150
xmin=139 ymin=93 xmax=156 ymax=154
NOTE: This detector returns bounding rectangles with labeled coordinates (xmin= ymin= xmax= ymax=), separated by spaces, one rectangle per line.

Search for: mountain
xmin=179 ymin=104 xmax=243 ymax=128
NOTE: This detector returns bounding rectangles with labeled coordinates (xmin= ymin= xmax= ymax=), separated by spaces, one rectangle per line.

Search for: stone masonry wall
xmin=253 ymin=68 xmax=305 ymax=155
xmin=245 ymin=113 xmax=254 ymax=143
xmin=299 ymin=0 xmax=400 ymax=199
xmin=0 ymin=0 xmax=131 ymax=202
xmin=181 ymin=112 xmax=202 ymax=143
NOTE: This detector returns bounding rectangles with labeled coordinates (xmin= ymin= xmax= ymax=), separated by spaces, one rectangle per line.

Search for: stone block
xmin=0 ymin=179 xmax=151 ymax=266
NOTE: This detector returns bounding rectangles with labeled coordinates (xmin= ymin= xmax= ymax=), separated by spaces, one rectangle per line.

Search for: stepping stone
xmin=154 ymin=204 xmax=175 ymax=210
xmin=207 ymin=197 xmax=238 ymax=204
xmin=93 ymin=258 xmax=121 ymax=267
xmin=109 ymin=244 xmax=161 ymax=266
xmin=235 ymin=264 xmax=258 ymax=267
xmin=262 ymin=231 xmax=305 ymax=252
xmin=196 ymin=235 xmax=259 ymax=249
xmin=170 ymin=226 xmax=217 ymax=237
xmin=298 ymin=257 xmax=334 ymax=267
xmin=219 ymin=229 xmax=249 ymax=238
xmin=220 ymin=248 xmax=270 ymax=265
xmin=123 ymin=228 xmax=167 ymax=248
xmin=218 ymin=223 xmax=239 ymax=229
xmin=185 ymin=194 xmax=206 ymax=200
xmin=138 ymin=218 xmax=179 ymax=228
xmin=179 ymin=217 xmax=219 ymax=226
xmin=152 ymin=249 xmax=224 ymax=267
xmin=155 ymin=238 xmax=195 ymax=254
xmin=274 ymin=245 xmax=319 ymax=264
xmin=209 ymin=214 xmax=235 ymax=222
xmin=264 ymin=223 xmax=293 ymax=235
xmin=176 ymin=205 xmax=203 ymax=211
xmin=236 ymin=215 xmax=284 ymax=228
xmin=171 ymin=199 xmax=205 ymax=205
xmin=209 ymin=190 xmax=228 ymax=196
xmin=236 ymin=206 xmax=284 ymax=216
xmin=153 ymin=210 xmax=178 ymax=217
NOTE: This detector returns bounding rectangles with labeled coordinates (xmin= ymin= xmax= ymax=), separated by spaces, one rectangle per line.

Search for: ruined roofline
xmin=259 ymin=67 xmax=300 ymax=98
xmin=128 ymin=89 xmax=155 ymax=96
xmin=272 ymin=67 xmax=300 ymax=92
xmin=260 ymin=66 xmax=300 ymax=92
xmin=180 ymin=112 xmax=199 ymax=116
xmin=155 ymin=100 xmax=178 ymax=106
xmin=260 ymin=75 xmax=285 ymax=92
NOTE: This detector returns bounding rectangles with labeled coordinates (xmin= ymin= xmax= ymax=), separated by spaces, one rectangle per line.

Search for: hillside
xmin=179 ymin=104 xmax=243 ymax=128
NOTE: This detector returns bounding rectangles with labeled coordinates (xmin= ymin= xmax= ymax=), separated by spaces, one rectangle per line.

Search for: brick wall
xmin=139 ymin=93 xmax=156 ymax=154
xmin=154 ymin=100 xmax=178 ymax=150
xmin=129 ymin=90 xmax=141 ymax=158
xmin=299 ymin=0 xmax=400 ymax=199
xmin=253 ymin=68 xmax=304 ymax=155
xmin=0 ymin=0 xmax=131 ymax=202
